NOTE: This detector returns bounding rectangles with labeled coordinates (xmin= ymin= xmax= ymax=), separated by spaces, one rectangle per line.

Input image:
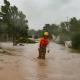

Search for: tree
xmin=43 ymin=24 xmax=59 ymax=39
xmin=58 ymin=22 xmax=70 ymax=43
xmin=69 ymin=17 xmax=80 ymax=49
xmin=69 ymin=17 xmax=80 ymax=37
xmin=72 ymin=33 xmax=80 ymax=49
xmin=51 ymin=24 xmax=59 ymax=37
xmin=0 ymin=0 xmax=29 ymax=45
xmin=28 ymin=29 xmax=36 ymax=38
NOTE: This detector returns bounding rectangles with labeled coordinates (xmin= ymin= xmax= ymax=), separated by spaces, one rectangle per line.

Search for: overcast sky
xmin=0 ymin=0 xmax=80 ymax=30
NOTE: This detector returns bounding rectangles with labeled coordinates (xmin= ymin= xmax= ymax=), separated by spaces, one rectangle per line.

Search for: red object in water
xmin=40 ymin=38 xmax=49 ymax=47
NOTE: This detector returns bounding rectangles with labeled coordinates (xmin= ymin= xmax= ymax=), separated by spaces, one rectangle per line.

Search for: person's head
xmin=43 ymin=32 xmax=49 ymax=39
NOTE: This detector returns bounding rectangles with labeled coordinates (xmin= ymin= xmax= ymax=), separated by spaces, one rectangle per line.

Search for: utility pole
xmin=67 ymin=17 xmax=69 ymax=31
xmin=67 ymin=17 xmax=68 ymax=22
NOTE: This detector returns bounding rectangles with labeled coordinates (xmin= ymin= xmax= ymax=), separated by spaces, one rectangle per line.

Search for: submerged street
xmin=0 ymin=42 xmax=80 ymax=80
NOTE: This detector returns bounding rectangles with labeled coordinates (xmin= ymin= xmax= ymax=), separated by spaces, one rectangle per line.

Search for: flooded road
xmin=0 ymin=42 xmax=80 ymax=80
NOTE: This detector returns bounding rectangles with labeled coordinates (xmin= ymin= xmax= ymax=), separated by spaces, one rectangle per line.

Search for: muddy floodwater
xmin=0 ymin=42 xmax=80 ymax=80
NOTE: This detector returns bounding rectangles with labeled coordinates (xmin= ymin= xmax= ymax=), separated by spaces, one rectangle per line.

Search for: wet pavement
xmin=0 ymin=42 xmax=80 ymax=80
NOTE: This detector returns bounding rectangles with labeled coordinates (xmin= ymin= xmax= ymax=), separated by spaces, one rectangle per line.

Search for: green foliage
xmin=0 ymin=0 xmax=29 ymax=43
xmin=28 ymin=29 xmax=43 ymax=39
xmin=69 ymin=18 xmax=80 ymax=49
xmin=28 ymin=29 xmax=36 ymax=37
xmin=58 ymin=21 xmax=70 ymax=43
xmin=43 ymin=24 xmax=59 ymax=39
xmin=72 ymin=33 xmax=80 ymax=49
xmin=55 ymin=17 xmax=80 ymax=46
xmin=70 ymin=17 xmax=80 ymax=32
xmin=26 ymin=39 xmax=36 ymax=43
xmin=0 ymin=0 xmax=80 ymax=49
xmin=41 ymin=17 xmax=80 ymax=49
xmin=17 ymin=38 xmax=36 ymax=43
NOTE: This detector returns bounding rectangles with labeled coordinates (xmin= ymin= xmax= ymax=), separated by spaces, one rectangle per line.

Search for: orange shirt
xmin=40 ymin=38 xmax=49 ymax=47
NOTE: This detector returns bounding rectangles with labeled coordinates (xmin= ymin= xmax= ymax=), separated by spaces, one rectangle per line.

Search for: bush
xmin=15 ymin=38 xmax=36 ymax=44
xmin=26 ymin=39 xmax=36 ymax=43
xmin=72 ymin=33 xmax=80 ymax=49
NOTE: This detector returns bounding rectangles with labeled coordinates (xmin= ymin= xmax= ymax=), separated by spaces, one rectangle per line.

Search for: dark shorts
xmin=39 ymin=47 xmax=46 ymax=54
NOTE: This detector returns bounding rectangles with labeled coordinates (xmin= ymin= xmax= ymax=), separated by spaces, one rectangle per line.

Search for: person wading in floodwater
xmin=37 ymin=32 xmax=49 ymax=59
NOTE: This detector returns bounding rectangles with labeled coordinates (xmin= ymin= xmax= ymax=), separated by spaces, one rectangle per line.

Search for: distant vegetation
xmin=0 ymin=0 xmax=28 ymax=45
xmin=29 ymin=17 xmax=80 ymax=49
xmin=0 ymin=0 xmax=80 ymax=49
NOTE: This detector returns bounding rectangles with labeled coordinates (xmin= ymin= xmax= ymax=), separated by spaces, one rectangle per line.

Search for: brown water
xmin=0 ymin=42 xmax=80 ymax=80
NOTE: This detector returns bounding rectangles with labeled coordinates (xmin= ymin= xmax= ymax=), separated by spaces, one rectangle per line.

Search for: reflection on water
xmin=36 ymin=60 xmax=48 ymax=80
xmin=37 ymin=60 xmax=48 ymax=66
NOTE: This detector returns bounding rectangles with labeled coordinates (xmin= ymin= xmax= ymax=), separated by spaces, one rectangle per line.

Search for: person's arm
xmin=47 ymin=40 xmax=50 ymax=53
xmin=39 ymin=38 xmax=42 ymax=48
